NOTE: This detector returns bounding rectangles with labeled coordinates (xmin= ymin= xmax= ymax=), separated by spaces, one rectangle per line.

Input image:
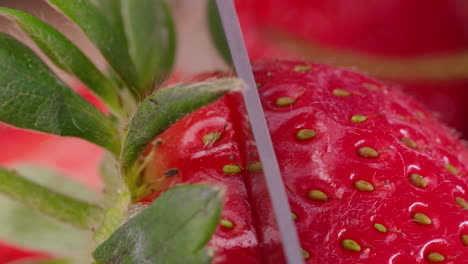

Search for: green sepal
xmin=0 ymin=167 xmax=103 ymax=230
xmin=93 ymin=185 xmax=222 ymax=264
xmin=207 ymin=0 xmax=233 ymax=65
xmin=122 ymin=78 xmax=243 ymax=173
xmin=46 ymin=0 xmax=139 ymax=97
xmin=92 ymin=0 xmax=126 ymax=41
xmin=0 ymin=33 xmax=120 ymax=155
xmin=0 ymin=7 xmax=122 ymax=116
xmin=0 ymin=166 xmax=96 ymax=255
xmin=121 ymin=0 xmax=176 ymax=96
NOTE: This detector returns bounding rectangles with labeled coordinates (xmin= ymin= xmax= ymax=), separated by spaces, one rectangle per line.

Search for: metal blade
xmin=214 ymin=1 xmax=304 ymax=263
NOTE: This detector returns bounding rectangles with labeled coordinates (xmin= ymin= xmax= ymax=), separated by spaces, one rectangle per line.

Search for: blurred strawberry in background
xmin=234 ymin=0 xmax=468 ymax=137
xmin=0 ymin=242 xmax=49 ymax=263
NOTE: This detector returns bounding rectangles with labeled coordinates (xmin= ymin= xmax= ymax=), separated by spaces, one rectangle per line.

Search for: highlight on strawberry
xmin=1 ymin=1 xmax=468 ymax=264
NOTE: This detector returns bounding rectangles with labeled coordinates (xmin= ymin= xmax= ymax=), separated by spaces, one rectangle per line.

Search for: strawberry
xmin=235 ymin=0 xmax=468 ymax=57
xmin=227 ymin=0 xmax=468 ymax=138
xmin=0 ymin=242 xmax=49 ymax=263
xmin=139 ymin=92 xmax=261 ymax=263
xmin=139 ymin=59 xmax=468 ymax=263
xmin=0 ymin=242 xmax=41 ymax=263
xmin=2 ymin=1 xmax=468 ymax=264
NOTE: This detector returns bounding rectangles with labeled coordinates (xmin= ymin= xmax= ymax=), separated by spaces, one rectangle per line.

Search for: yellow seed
xmin=296 ymin=129 xmax=317 ymax=141
xmin=308 ymin=190 xmax=328 ymax=202
xmin=455 ymin=197 xmax=468 ymax=210
xmin=362 ymin=83 xmax=379 ymax=91
xmin=358 ymin=147 xmax=379 ymax=158
xmin=354 ymin=180 xmax=375 ymax=192
xmin=426 ymin=252 xmax=445 ymax=262
xmin=400 ymin=137 xmax=417 ymax=149
xmin=247 ymin=162 xmax=262 ymax=172
xmin=445 ymin=163 xmax=458 ymax=175
xmin=203 ymin=132 xmax=221 ymax=146
xmin=409 ymin=174 xmax=427 ymax=189
xmin=461 ymin=234 xmax=468 ymax=246
xmin=291 ymin=212 xmax=297 ymax=220
xmin=341 ymin=239 xmax=361 ymax=252
xmin=220 ymin=219 xmax=234 ymax=229
xmin=415 ymin=110 xmax=425 ymax=118
xmin=301 ymin=249 xmax=310 ymax=259
xmin=222 ymin=164 xmax=242 ymax=174
xmin=412 ymin=213 xmax=432 ymax=225
xmin=332 ymin=89 xmax=351 ymax=97
xmin=275 ymin=97 xmax=296 ymax=107
xmin=293 ymin=65 xmax=312 ymax=72
xmin=373 ymin=223 xmax=387 ymax=233
xmin=351 ymin=115 xmax=367 ymax=123
xmin=256 ymin=82 xmax=262 ymax=88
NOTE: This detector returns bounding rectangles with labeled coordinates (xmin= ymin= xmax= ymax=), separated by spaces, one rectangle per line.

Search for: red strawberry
xmin=140 ymin=59 xmax=468 ymax=263
xmin=0 ymin=242 xmax=49 ymax=263
xmin=139 ymin=92 xmax=261 ymax=263
xmin=235 ymin=0 xmax=468 ymax=58
xmin=232 ymin=0 xmax=468 ymax=138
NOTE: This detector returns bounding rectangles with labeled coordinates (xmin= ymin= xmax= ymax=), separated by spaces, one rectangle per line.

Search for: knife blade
xmin=214 ymin=1 xmax=304 ymax=263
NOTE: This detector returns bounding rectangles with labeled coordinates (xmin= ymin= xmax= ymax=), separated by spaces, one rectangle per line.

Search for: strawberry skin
xmin=142 ymin=59 xmax=468 ymax=263
xmin=254 ymin=60 xmax=468 ymax=263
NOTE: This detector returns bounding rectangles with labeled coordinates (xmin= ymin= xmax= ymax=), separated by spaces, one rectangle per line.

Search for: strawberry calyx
xmin=0 ymin=1 xmax=239 ymax=263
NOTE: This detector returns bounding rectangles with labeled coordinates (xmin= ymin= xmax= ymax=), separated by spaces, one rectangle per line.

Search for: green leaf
xmin=0 ymin=167 xmax=103 ymax=229
xmin=0 ymin=7 xmax=122 ymax=116
xmin=46 ymin=0 xmax=139 ymax=97
xmin=93 ymin=185 xmax=222 ymax=264
xmin=122 ymin=78 xmax=243 ymax=172
xmin=121 ymin=0 xmax=176 ymax=95
xmin=92 ymin=0 xmax=125 ymax=39
xmin=12 ymin=165 xmax=101 ymax=204
xmin=0 ymin=33 xmax=120 ymax=155
xmin=0 ymin=166 xmax=96 ymax=255
xmin=207 ymin=0 xmax=233 ymax=65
